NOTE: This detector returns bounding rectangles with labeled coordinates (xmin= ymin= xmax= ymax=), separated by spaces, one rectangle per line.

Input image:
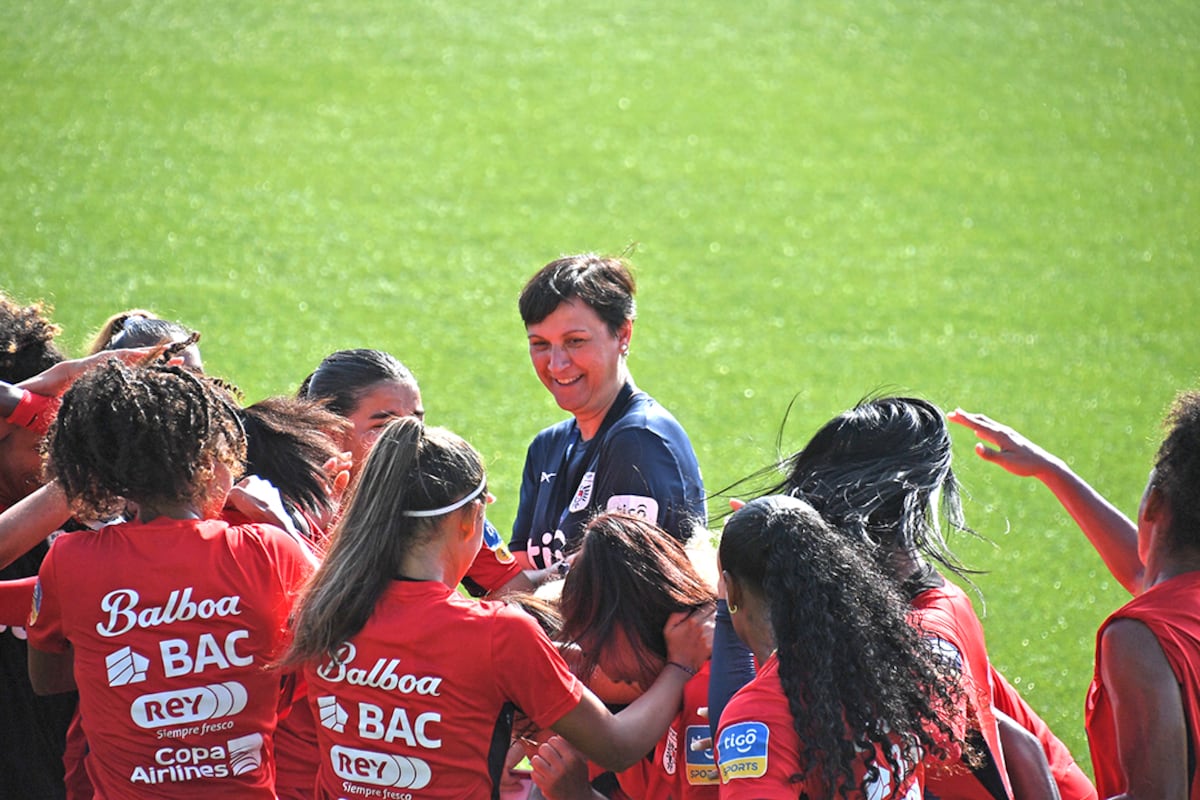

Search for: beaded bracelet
xmin=666 ymin=661 xmax=697 ymax=678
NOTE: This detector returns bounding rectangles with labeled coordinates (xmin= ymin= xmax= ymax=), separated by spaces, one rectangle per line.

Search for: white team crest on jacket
xmin=569 ymin=471 xmax=595 ymax=513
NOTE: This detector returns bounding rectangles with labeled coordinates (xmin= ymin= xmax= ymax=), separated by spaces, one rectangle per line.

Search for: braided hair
xmin=720 ymin=495 xmax=961 ymax=797
xmin=46 ymin=361 xmax=245 ymax=521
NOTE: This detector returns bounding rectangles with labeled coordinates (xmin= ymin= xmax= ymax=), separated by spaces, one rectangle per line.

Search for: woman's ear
xmin=723 ymin=570 xmax=744 ymax=611
xmin=1142 ymin=484 xmax=1167 ymax=526
xmin=618 ymin=319 xmax=633 ymax=353
xmin=458 ymin=505 xmax=480 ymax=539
xmin=1142 ymin=485 xmax=1174 ymax=550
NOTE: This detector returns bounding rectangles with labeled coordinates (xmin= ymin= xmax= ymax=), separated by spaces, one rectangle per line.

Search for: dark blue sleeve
xmin=592 ymin=427 xmax=704 ymax=541
xmin=509 ymin=439 xmax=541 ymax=552
xmin=707 ymin=598 xmax=756 ymax=739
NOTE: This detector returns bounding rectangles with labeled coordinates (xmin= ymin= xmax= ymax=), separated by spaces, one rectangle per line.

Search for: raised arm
xmin=15 ymin=345 xmax=158 ymax=397
xmin=948 ymin=409 xmax=1142 ymax=594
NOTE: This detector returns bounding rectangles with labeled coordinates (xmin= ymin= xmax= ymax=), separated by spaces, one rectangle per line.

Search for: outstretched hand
xmin=16 ymin=346 xmax=160 ymax=398
xmin=947 ymin=409 xmax=1060 ymax=479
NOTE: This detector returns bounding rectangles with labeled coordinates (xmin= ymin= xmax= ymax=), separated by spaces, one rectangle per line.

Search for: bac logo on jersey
xmin=568 ymin=471 xmax=595 ymax=513
xmin=606 ymin=494 xmax=659 ymax=521
xmin=717 ymin=721 xmax=769 ymax=782
xmin=317 ymin=695 xmax=348 ymax=733
xmin=685 ymin=724 xmax=719 ymax=785
xmin=923 ymin=635 xmax=964 ymax=674
xmin=106 ymin=645 xmax=150 ymax=686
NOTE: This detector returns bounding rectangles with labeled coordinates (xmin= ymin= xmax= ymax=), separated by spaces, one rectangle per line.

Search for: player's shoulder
xmin=529 ymin=417 xmax=578 ymax=449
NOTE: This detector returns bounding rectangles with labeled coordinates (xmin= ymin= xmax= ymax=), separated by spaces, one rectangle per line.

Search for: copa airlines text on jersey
xmin=96 ymin=588 xmax=243 ymax=637
xmin=317 ymin=643 xmax=443 ymax=696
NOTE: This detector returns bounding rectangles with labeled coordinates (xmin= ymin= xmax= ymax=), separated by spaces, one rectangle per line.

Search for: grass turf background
xmin=3 ymin=0 xmax=1197 ymax=768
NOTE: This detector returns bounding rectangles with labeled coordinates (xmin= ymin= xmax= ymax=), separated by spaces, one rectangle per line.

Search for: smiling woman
xmin=510 ymin=254 xmax=707 ymax=571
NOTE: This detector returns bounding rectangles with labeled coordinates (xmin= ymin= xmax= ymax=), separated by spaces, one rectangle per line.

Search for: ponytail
xmin=722 ymin=496 xmax=961 ymax=797
xmin=284 ymin=417 xmax=484 ymax=666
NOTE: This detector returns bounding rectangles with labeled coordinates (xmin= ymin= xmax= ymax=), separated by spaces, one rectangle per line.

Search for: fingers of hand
xmin=530 ymin=738 xmax=569 ymax=782
xmin=504 ymin=740 xmax=528 ymax=769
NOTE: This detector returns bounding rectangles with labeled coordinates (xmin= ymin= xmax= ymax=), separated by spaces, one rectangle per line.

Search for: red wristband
xmin=5 ymin=390 xmax=60 ymax=436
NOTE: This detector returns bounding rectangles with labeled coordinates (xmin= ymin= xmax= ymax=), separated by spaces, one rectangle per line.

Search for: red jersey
xmin=607 ymin=661 xmax=719 ymax=799
xmin=274 ymin=682 xmax=320 ymax=800
xmin=304 ymin=580 xmax=583 ymax=798
xmin=908 ymin=580 xmax=1011 ymax=800
xmin=26 ymin=517 xmax=312 ymax=799
xmin=714 ymin=654 xmax=924 ymax=799
xmin=989 ymin=667 xmax=1096 ymax=800
xmin=218 ymin=506 xmax=324 ymax=800
xmin=0 ymin=575 xmax=36 ymax=627
xmin=268 ymin=514 xmax=527 ymax=798
xmin=1086 ymin=571 xmax=1200 ymax=800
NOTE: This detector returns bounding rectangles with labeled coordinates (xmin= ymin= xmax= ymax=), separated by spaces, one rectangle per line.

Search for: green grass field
xmin=4 ymin=0 xmax=1198 ymax=770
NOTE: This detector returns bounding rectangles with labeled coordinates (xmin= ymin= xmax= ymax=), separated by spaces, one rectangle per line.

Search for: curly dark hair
xmin=720 ymin=495 xmax=962 ymax=797
xmin=559 ymin=512 xmax=715 ymax=687
xmin=0 ymin=293 xmax=64 ymax=383
xmin=46 ymin=361 xmax=246 ymax=520
xmin=240 ymin=396 xmax=348 ymax=519
xmin=1154 ymin=390 xmax=1200 ymax=550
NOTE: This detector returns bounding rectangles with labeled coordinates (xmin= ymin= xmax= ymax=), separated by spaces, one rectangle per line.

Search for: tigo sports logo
xmin=685 ymin=724 xmax=719 ymax=785
xmin=717 ymin=721 xmax=769 ymax=783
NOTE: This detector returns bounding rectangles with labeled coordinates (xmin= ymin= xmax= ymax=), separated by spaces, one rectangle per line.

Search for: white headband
xmin=400 ymin=477 xmax=487 ymax=518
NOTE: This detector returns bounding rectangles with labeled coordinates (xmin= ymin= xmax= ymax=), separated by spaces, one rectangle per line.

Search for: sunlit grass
xmin=3 ymin=0 xmax=1197 ymax=766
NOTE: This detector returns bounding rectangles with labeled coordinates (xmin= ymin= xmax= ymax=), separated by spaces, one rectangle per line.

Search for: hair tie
xmin=401 ymin=476 xmax=486 ymax=518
